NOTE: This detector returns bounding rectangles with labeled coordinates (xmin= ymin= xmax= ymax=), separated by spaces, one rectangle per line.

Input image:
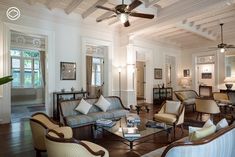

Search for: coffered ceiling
xmin=2 ymin=0 xmax=235 ymax=49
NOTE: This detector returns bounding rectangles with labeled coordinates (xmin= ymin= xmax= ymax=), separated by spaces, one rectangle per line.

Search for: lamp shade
xmin=179 ymin=78 xmax=191 ymax=88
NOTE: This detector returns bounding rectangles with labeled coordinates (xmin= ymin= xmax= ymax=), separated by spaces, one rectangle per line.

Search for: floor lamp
xmin=118 ymin=67 xmax=122 ymax=98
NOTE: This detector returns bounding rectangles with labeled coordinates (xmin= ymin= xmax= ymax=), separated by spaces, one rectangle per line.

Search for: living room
xmin=0 ymin=0 xmax=235 ymax=157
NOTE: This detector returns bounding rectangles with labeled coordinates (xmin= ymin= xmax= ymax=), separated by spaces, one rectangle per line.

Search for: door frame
xmin=81 ymin=37 xmax=113 ymax=96
xmin=2 ymin=22 xmax=55 ymax=123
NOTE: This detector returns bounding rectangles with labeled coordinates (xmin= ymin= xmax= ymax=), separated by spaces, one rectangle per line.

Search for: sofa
xmin=59 ymin=96 xmax=129 ymax=128
xmin=174 ymin=90 xmax=200 ymax=111
xmin=142 ymin=124 xmax=235 ymax=157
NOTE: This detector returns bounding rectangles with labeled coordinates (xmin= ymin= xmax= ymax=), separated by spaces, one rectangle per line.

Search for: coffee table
xmin=95 ymin=117 xmax=172 ymax=149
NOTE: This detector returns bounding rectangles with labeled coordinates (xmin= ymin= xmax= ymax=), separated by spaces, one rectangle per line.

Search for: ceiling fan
xmin=96 ymin=0 xmax=154 ymax=27
xmin=214 ymin=23 xmax=235 ymax=53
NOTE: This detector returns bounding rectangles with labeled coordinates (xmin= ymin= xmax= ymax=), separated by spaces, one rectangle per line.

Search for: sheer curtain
xmin=86 ymin=56 xmax=92 ymax=96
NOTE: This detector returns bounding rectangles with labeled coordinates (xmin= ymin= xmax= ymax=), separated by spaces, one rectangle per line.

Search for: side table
xmin=131 ymin=103 xmax=150 ymax=115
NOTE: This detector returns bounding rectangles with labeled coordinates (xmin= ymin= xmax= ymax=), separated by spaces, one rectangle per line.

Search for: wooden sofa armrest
xmin=161 ymin=124 xmax=235 ymax=157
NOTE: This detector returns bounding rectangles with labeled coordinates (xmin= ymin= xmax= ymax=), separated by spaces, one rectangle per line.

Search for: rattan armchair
xmin=45 ymin=129 xmax=109 ymax=157
xmin=195 ymin=98 xmax=220 ymax=122
xmin=30 ymin=112 xmax=73 ymax=157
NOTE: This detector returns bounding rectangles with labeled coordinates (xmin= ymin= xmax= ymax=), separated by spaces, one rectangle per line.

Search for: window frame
xmin=11 ymin=49 xmax=41 ymax=89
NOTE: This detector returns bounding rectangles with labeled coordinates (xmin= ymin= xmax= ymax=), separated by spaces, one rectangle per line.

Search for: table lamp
xmin=224 ymin=77 xmax=235 ymax=90
xmin=179 ymin=77 xmax=191 ymax=88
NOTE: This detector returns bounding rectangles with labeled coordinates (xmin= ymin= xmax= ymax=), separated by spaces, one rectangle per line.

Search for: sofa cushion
xmin=165 ymin=101 xmax=181 ymax=115
xmin=216 ymin=118 xmax=228 ymax=131
xmin=75 ymin=99 xmax=92 ymax=115
xmin=175 ymin=92 xmax=186 ymax=101
xmin=65 ymin=115 xmax=94 ymax=128
xmin=95 ymin=95 xmax=111 ymax=112
xmin=108 ymin=109 xmax=129 ymax=118
xmin=154 ymin=113 xmax=177 ymax=124
xmin=189 ymin=125 xmax=216 ymax=141
xmin=88 ymin=112 xmax=114 ymax=121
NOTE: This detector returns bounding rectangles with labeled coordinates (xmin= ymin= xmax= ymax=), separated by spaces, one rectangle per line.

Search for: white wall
xmin=0 ymin=2 xmax=119 ymax=123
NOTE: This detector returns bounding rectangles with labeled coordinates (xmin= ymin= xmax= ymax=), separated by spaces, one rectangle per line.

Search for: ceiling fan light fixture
xmin=220 ymin=48 xmax=225 ymax=53
xmin=118 ymin=13 xmax=128 ymax=24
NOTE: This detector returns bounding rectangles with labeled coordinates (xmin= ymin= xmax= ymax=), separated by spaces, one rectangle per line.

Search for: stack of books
xmin=122 ymin=127 xmax=141 ymax=138
xmin=126 ymin=113 xmax=141 ymax=127
xmin=96 ymin=119 xmax=116 ymax=127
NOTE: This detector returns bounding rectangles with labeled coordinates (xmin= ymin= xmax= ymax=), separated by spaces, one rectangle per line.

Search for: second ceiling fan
xmin=96 ymin=0 xmax=155 ymax=27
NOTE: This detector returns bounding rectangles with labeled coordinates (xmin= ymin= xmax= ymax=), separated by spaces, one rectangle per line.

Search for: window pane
xmin=10 ymin=50 xmax=21 ymax=56
xmin=34 ymin=60 xmax=40 ymax=69
xmin=34 ymin=70 xmax=41 ymax=87
xmin=24 ymin=59 xmax=32 ymax=69
xmin=12 ymin=69 xmax=20 ymax=87
xmin=12 ymin=58 xmax=20 ymax=68
xmin=91 ymin=73 xmax=95 ymax=85
xmin=96 ymin=65 xmax=101 ymax=72
xmin=23 ymin=50 xmax=39 ymax=58
xmin=24 ymin=70 xmax=32 ymax=87
xmin=92 ymin=58 xmax=100 ymax=64
xmin=96 ymin=72 xmax=101 ymax=86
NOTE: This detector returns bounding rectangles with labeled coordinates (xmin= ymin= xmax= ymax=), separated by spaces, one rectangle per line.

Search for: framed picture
xmin=60 ymin=62 xmax=76 ymax=80
xmin=201 ymin=73 xmax=212 ymax=79
xmin=183 ymin=69 xmax=190 ymax=77
xmin=154 ymin=68 xmax=162 ymax=79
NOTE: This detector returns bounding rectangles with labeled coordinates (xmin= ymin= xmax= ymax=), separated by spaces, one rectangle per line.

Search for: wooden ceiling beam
xmin=26 ymin=0 xmax=37 ymax=5
xmin=140 ymin=0 xmax=161 ymax=8
xmin=156 ymin=30 xmax=186 ymax=39
xmin=45 ymin=0 xmax=57 ymax=10
xmin=82 ymin=0 xmax=108 ymax=19
xmin=123 ymin=0 xmax=231 ymax=37
xmin=64 ymin=0 xmax=84 ymax=14
xmin=176 ymin=20 xmax=217 ymax=41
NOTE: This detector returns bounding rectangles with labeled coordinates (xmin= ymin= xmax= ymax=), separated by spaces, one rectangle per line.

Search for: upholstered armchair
xmin=153 ymin=101 xmax=185 ymax=138
xmin=195 ymin=98 xmax=220 ymax=122
xmin=174 ymin=90 xmax=199 ymax=112
xmin=45 ymin=129 xmax=109 ymax=157
xmin=30 ymin=112 xmax=73 ymax=157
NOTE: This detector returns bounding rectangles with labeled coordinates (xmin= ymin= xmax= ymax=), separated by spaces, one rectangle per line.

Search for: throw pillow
xmin=189 ymin=125 xmax=216 ymax=141
xmin=95 ymin=95 xmax=111 ymax=112
xmin=75 ymin=98 xmax=92 ymax=114
xmin=203 ymin=119 xmax=214 ymax=128
xmin=176 ymin=93 xmax=185 ymax=101
xmin=165 ymin=101 xmax=181 ymax=115
xmin=216 ymin=118 xmax=228 ymax=131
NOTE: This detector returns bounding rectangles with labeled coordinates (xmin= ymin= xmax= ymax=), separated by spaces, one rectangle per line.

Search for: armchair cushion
xmin=165 ymin=101 xmax=181 ymax=115
xmin=154 ymin=113 xmax=177 ymax=124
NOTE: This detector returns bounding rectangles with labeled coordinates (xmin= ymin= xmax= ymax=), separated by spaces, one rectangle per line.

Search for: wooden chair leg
xmin=173 ymin=124 xmax=176 ymax=139
xmin=196 ymin=112 xmax=199 ymax=120
xmin=36 ymin=150 xmax=41 ymax=157
xmin=180 ymin=124 xmax=184 ymax=135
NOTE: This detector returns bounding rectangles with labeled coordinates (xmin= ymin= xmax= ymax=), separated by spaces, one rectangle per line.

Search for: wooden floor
xmin=0 ymin=103 xmax=200 ymax=157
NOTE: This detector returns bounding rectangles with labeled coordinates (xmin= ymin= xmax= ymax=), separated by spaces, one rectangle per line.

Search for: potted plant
xmin=0 ymin=75 xmax=13 ymax=85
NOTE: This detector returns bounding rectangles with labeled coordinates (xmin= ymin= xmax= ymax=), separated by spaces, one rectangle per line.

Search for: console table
xmin=53 ymin=91 xmax=88 ymax=120
xmin=153 ymin=87 xmax=172 ymax=105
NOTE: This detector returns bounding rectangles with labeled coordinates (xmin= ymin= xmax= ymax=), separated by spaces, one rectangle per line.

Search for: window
xmin=11 ymin=49 xmax=42 ymax=88
xmin=91 ymin=57 xmax=103 ymax=86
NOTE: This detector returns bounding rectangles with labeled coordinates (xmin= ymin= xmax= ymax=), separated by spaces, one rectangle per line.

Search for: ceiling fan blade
xmin=96 ymin=14 xmax=116 ymax=22
xmin=127 ymin=0 xmax=142 ymax=11
xmin=226 ymin=45 xmax=235 ymax=48
xmin=124 ymin=20 xmax=130 ymax=27
xmin=130 ymin=12 xmax=154 ymax=19
xmin=96 ymin=5 xmax=116 ymax=12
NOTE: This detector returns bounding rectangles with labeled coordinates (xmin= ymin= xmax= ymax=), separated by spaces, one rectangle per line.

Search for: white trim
xmin=1 ymin=22 xmax=55 ymax=123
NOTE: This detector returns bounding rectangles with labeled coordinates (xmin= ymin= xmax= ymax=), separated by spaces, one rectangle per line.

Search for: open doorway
xmin=136 ymin=61 xmax=145 ymax=102
xmin=10 ymin=31 xmax=46 ymax=122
